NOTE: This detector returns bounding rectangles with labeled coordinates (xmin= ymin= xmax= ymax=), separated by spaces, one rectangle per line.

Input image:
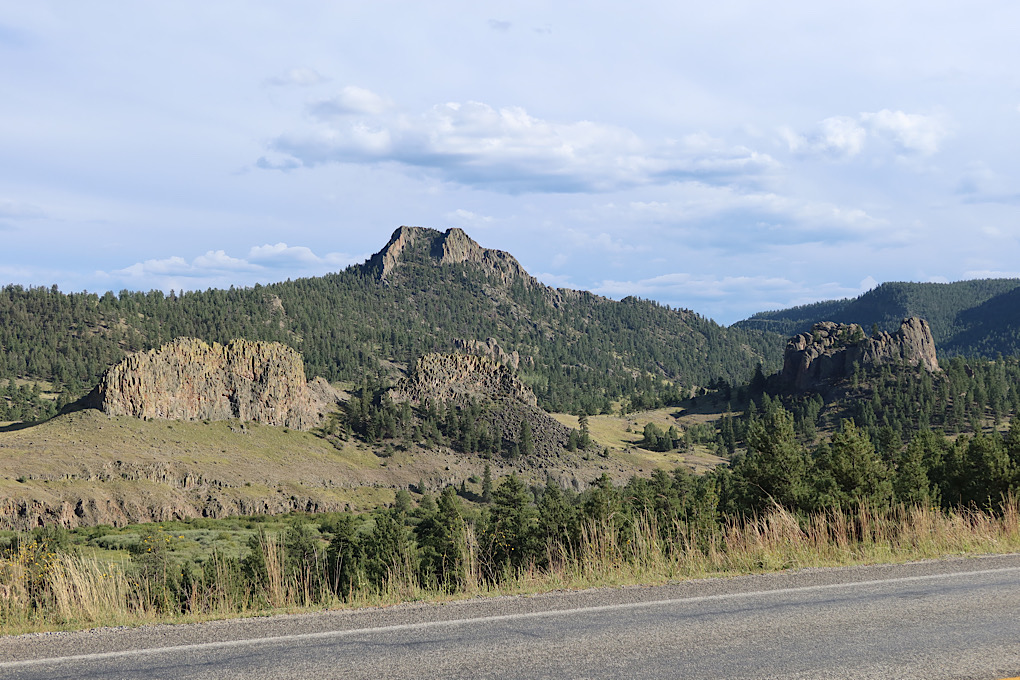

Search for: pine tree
xmin=481 ymin=463 xmax=493 ymax=504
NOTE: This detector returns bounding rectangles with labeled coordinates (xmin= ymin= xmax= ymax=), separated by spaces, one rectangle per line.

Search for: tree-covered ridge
xmin=734 ymin=279 xmax=1020 ymax=357
xmin=0 ymin=228 xmax=782 ymax=418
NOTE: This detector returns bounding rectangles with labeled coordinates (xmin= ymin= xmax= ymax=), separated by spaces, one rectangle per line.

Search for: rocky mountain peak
xmin=369 ymin=225 xmax=532 ymax=286
xmin=782 ymin=317 xmax=939 ymax=391
xmin=85 ymin=337 xmax=339 ymax=430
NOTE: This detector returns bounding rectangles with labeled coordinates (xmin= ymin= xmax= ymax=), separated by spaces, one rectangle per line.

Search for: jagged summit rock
xmin=85 ymin=337 xmax=339 ymax=430
xmin=781 ymin=317 xmax=939 ymax=391
xmin=367 ymin=226 xmax=533 ymax=286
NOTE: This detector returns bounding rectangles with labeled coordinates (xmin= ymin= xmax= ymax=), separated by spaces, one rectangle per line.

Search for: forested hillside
xmin=0 ymin=227 xmax=782 ymax=420
xmin=736 ymin=279 xmax=1020 ymax=351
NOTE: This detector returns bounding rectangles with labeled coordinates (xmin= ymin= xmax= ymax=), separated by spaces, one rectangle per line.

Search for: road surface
xmin=2 ymin=554 xmax=1019 ymax=679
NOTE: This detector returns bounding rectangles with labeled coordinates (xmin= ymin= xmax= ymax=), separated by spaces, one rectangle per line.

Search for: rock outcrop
xmin=85 ymin=338 xmax=339 ymax=429
xmin=390 ymin=353 xmax=571 ymax=461
xmin=368 ymin=226 xmax=532 ymax=286
xmin=782 ymin=317 xmax=939 ymax=391
xmin=453 ymin=337 xmax=523 ymax=371
xmin=391 ymin=353 xmax=537 ymax=407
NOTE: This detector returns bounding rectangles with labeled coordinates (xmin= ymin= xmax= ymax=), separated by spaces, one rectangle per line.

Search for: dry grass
xmin=0 ymin=409 xmax=669 ymax=529
xmin=550 ymin=407 xmax=727 ymax=472
xmin=5 ymin=498 xmax=1020 ymax=635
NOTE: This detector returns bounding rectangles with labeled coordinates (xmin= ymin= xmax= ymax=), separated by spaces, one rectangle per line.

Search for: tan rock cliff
xmin=86 ymin=337 xmax=338 ymax=429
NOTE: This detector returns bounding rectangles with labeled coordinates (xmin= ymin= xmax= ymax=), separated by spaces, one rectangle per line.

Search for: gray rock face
xmin=782 ymin=317 xmax=939 ymax=391
xmin=369 ymin=225 xmax=532 ymax=286
xmin=87 ymin=337 xmax=339 ymax=429
xmin=453 ymin=337 xmax=525 ymax=371
xmin=390 ymin=353 xmax=572 ymax=461
xmin=390 ymin=353 xmax=537 ymax=407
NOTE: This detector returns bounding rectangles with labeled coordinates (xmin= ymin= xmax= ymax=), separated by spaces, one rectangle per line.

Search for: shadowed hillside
xmin=735 ymin=279 xmax=1020 ymax=357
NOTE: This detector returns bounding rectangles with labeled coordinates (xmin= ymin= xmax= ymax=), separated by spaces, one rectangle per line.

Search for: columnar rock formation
xmin=86 ymin=337 xmax=338 ymax=429
xmin=782 ymin=317 xmax=940 ymax=391
xmin=453 ymin=337 xmax=524 ymax=371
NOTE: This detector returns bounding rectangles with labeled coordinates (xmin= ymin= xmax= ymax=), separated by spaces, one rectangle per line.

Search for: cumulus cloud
xmin=783 ymin=109 xmax=949 ymax=159
xmin=308 ymin=86 xmax=393 ymax=118
xmin=264 ymin=67 xmax=330 ymax=87
xmin=264 ymin=100 xmax=778 ymax=193
xmin=97 ymin=243 xmax=362 ymax=292
xmin=246 ymin=243 xmax=356 ymax=269
xmin=444 ymin=208 xmax=494 ymax=229
xmin=860 ymin=109 xmax=947 ymax=155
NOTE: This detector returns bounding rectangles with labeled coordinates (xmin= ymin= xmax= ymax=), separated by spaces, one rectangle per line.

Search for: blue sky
xmin=2 ymin=2 xmax=1019 ymax=324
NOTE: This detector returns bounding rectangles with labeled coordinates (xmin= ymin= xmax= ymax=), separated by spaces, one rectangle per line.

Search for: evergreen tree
xmin=733 ymin=402 xmax=808 ymax=513
xmin=481 ymin=464 xmax=493 ymax=504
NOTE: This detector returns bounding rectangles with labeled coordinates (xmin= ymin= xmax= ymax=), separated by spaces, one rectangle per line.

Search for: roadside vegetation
xmin=3 ymin=454 xmax=1020 ymax=635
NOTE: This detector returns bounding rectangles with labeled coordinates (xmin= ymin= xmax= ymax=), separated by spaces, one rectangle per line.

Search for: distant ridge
xmin=734 ymin=279 xmax=1020 ymax=357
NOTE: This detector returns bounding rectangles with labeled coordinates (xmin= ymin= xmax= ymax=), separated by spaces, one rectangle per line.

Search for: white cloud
xmin=444 ymin=208 xmax=494 ymax=228
xmin=817 ymin=116 xmax=868 ymax=157
xmin=264 ymin=67 xmax=330 ymax=88
xmin=964 ymin=269 xmax=1020 ymax=279
xmin=861 ymin=109 xmax=948 ymax=156
xmin=98 ymin=243 xmax=362 ymax=292
xmin=566 ymin=228 xmax=649 ymax=254
xmin=576 ymin=184 xmax=885 ymax=248
xmin=859 ymin=275 xmax=879 ymax=292
xmin=308 ymin=86 xmax=392 ymax=118
xmin=266 ymin=100 xmax=778 ymax=193
xmin=784 ymin=109 xmax=949 ymax=159
xmin=533 ymin=271 xmax=575 ymax=289
xmin=247 ymin=243 xmax=356 ymax=268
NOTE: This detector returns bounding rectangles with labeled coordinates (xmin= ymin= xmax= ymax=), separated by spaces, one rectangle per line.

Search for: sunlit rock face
xmin=87 ymin=337 xmax=338 ymax=430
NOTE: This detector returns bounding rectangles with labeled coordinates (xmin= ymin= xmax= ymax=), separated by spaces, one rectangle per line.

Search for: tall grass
xmin=4 ymin=497 xmax=1020 ymax=634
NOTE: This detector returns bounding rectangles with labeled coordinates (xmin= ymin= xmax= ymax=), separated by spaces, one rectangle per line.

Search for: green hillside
xmin=0 ymin=227 xmax=782 ymax=420
xmin=735 ymin=279 xmax=1020 ymax=355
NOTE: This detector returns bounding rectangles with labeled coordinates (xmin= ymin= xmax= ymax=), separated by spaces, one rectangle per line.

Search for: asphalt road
xmin=2 ymin=554 xmax=1020 ymax=679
